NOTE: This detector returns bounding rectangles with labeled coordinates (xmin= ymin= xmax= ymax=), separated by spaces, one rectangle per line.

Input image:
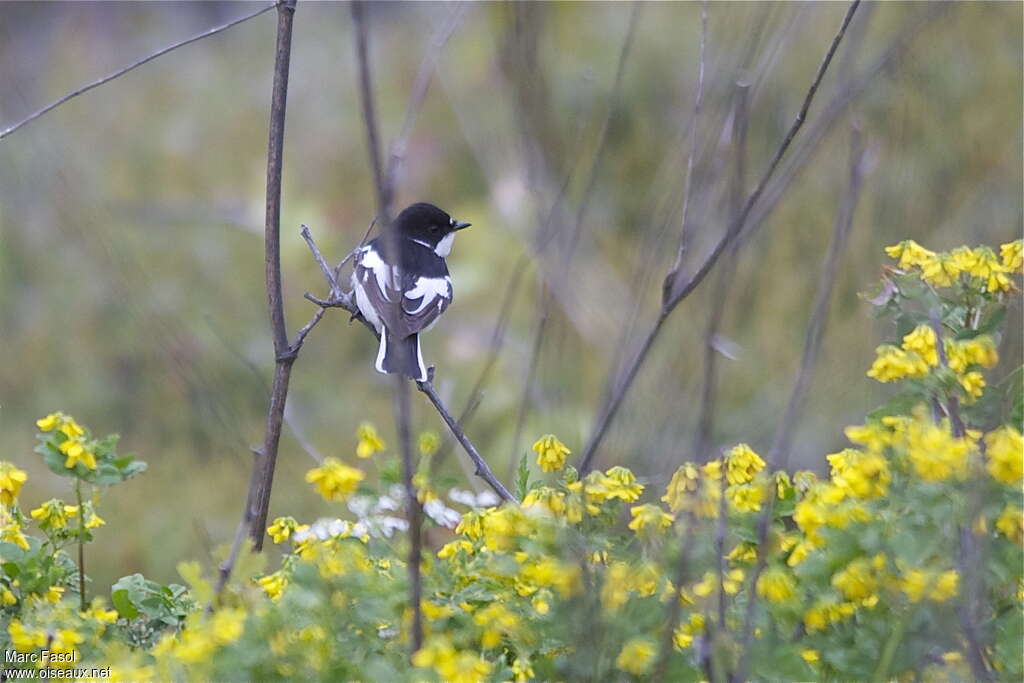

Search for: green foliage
xmin=0 ymin=248 xmax=1021 ymax=681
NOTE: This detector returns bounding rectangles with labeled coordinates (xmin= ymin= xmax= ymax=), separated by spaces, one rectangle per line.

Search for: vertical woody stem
xmin=249 ymin=0 xmax=298 ymax=551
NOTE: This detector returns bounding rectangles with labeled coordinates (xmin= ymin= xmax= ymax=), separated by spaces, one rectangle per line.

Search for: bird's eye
xmin=429 ymin=225 xmax=439 ymax=233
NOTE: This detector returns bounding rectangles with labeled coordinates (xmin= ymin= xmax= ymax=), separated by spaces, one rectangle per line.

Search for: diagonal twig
xmin=579 ymin=0 xmax=863 ymax=474
xmin=0 ymin=2 xmax=277 ymax=141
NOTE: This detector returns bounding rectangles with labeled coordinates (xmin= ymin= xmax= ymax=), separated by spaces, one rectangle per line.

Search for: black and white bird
xmin=351 ymin=202 xmax=471 ymax=382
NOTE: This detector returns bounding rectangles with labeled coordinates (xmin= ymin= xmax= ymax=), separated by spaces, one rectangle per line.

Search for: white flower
xmin=424 ymin=498 xmax=461 ymax=528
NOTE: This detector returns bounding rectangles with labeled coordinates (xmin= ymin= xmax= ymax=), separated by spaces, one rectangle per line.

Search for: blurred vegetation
xmin=0 ymin=2 xmax=1020 ymax=589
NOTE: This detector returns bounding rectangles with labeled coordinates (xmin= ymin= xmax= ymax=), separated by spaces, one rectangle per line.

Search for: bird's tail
xmin=375 ymin=330 xmax=427 ymax=382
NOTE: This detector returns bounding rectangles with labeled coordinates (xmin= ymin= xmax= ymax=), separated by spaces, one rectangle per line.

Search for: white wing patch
xmin=404 ymin=276 xmax=452 ymax=314
xmin=358 ymin=245 xmax=396 ymax=302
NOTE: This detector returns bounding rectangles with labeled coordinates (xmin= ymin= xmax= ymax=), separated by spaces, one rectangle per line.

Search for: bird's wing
xmin=353 ymin=243 xmax=452 ymax=339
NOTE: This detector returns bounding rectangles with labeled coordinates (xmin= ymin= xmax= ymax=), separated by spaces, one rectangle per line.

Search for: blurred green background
xmin=1 ymin=2 xmax=1020 ymax=589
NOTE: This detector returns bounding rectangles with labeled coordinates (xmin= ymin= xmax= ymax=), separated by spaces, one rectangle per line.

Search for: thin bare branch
xmin=665 ymin=0 xmax=709 ymax=295
xmin=351 ymin=0 xmax=391 ymax=225
xmin=301 ymin=224 xmax=342 ymax=297
xmin=737 ymin=3 xmax=948 ymax=249
xmin=248 ymin=0 xmax=298 ymax=552
xmin=734 ymin=126 xmax=867 ymax=683
xmin=693 ymin=82 xmax=750 ymax=466
xmin=432 ymin=254 xmax=529 ymax=473
xmin=385 ymin=4 xmax=468 ymax=194
xmin=0 ymin=2 xmax=277 ymax=141
xmin=418 ymin=374 xmax=518 ymax=503
xmin=393 ymin=374 xmax=423 ymax=653
xmin=579 ymin=0 xmax=862 ymax=474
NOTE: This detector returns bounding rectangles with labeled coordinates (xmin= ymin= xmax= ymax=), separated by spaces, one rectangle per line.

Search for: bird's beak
xmin=453 ymin=220 xmax=472 ymax=231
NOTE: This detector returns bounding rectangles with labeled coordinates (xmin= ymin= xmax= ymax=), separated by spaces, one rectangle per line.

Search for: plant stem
xmin=75 ymin=480 xmax=86 ymax=612
xmin=871 ymin=615 xmax=906 ymax=683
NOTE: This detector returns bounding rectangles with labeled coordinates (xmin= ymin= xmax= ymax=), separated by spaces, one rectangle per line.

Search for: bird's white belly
xmin=352 ymin=271 xmax=383 ymax=332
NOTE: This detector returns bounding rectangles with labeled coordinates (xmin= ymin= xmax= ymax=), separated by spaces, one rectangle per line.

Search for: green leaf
xmin=866 ymin=391 xmax=927 ymax=421
xmin=516 ymin=454 xmax=530 ymax=500
xmin=111 ymin=588 xmax=139 ymax=619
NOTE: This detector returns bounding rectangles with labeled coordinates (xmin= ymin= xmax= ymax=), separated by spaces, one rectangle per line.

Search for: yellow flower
xmin=211 ymin=608 xmax=246 ymax=644
xmin=418 ymin=431 xmax=440 ymax=456
xmin=885 ymin=240 xmax=935 ymax=270
xmin=0 ymin=585 xmax=16 ymax=606
xmin=985 ymin=426 xmax=1023 ymax=485
xmin=827 ymin=448 xmax=890 ymax=499
xmin=305 ymin=458 xmax=365 ymax=502
xmin=84 ymin=505 xmax=105 ymax=530
xmin=803 ymin=599 xmax=856 ymax=633
xmin=831 ymin=557 xmax=880 ymax=601
xmin=628 ymin=504 xmax=674 ymax=536
xmin=959 ymin=371 xmax=985 ymax=402
xmin=673 ymin=612 xmax=705 ymax=649
xmin=437 ymin=540 xmax=473 ymax=559
xmin=900 ymin=568 xmax=959 ymax=603
xmin=867 ymin=345 xmax=930 ymax=382
xmin=512 ymin=657 xmax=535 ymax=682
xmin=0 ymin=462 xmax=27 ymax=505
xmin=600 ymin=466 xmax=644 ymax=502
xmin=36 ymin=413 xmax=61 ymax=432
xmin=995 ymin=504 xmax=1023 ymax=545
xmin=906 ymin=419 xmax=972 ymax=482
xmin=724 ymin=443 xmax=765 ymax=485
xmin=355 ymin=422 xmax=386 ymax=458
xmin=728 ymin=482 xmax=765 ymax=513
xmin=30 ymin=499 xmax=71 ymax=531
xmin=1 ymin=520 xmax=30 ymax=550
xmin=662 ymin=462 xmax=700 ymax=512
xmin=616 ymin=637 xmax=656 ymax=675
xmin=801 ymin=649 xmax=820 ymax=664
xmin=901 ymin=325 xmax=939 ymax=367
xmin=50 ymin=628 xmax=83 ymax=653
xmin=59 ymin=438 xmax=98 ymax=470
xmin=946 ymin=336 xmax=999 ymax=373
xmin=727 ymin=542 xmax=758 ymax=564
xmin=44 ymin=585 xmax=65 ymax=603
xmin=532 ymin=434 xmax=571 ymax=472
xmin=1000 ymin=239 xmax=1023 ymax=273
xmin=919 ymin=252 xmax=961 ymax=287
xmin=421 ymin=600 xmax=455 ymax=621
xmin=258 ymin=571 xmax=288 ymax=601
xmin=522 ymin=486 xmax=567 ymax=516
xmin=757 ymin=568 xmax=797 ymax=603
xmin=8 ymin=620 xmax=47 ymax=651
xmin=267 ymin=516 xmax=308 ymax=544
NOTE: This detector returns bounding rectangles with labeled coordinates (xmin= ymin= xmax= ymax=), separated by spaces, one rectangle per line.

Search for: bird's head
xmin=391 ymin=202 xmax=470 ymax=257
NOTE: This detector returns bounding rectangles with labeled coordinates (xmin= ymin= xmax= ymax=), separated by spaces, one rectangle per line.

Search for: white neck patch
xmin=434 ymin=232 xmax=455 ymax=258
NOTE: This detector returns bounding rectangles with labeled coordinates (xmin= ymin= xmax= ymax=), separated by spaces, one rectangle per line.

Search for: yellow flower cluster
xmin=616 ymin=637 xmax=656 ymax=675
xmin=985 ymin=426 xmax=1023 ymax=485
xmin=413 ymin=636 xmax=492 ymax=683
xmin=757 ymin=567 xmax=797 ymax=603
xmin=532 ymin=434 xmax=571 ymax=472
xmin=899 ymin=568 xmax=959 ymax=603
xmin=304 ymin=458 xmax=365 ymax=502
xmin=37 ymin=412 xmax=97 ymax=470
xmin=266 ymin=516 xmax=308 ymax=544
xmin=355 ymin=421 xmax=386 ymax=459
xmin=153 ymin=608 xmax=247 ymax=664
xmin=0 ymin=461 xmax=28 ymax=505
xmin=885 ymin=239 xmax=1022 ymax=291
